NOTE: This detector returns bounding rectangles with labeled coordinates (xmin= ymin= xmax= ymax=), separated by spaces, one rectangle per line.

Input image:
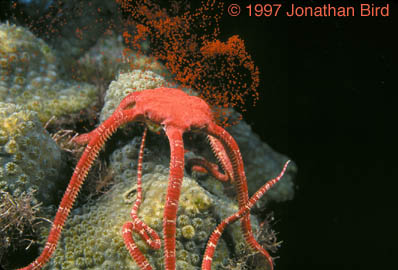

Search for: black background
xmin=220 ymin=1 xmax=395 ymax=269
xmin=0 ymin=0 xmax=396 ymax=269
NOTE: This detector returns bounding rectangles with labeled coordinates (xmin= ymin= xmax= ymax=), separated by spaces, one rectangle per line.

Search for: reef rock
xmin=0 ymin=102 xmax=66 ymax=206
xmin=100 ymin=69 xmax=172 ymax=123
xmin=41 ymin=165 xmax=233 ymax=270
xmin=0 ymin=22 xmax=97 ymax=123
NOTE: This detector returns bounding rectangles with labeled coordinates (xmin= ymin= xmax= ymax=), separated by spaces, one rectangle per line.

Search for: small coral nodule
xmin=181 ymin=225 xmax=196 ymax=240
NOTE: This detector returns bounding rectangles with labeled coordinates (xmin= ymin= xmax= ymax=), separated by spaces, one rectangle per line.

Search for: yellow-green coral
xmin=99 ymin=69 xmax=172 ymax=122
xmin=177 ymin=214 xmax=191 ymax=227
xmin=0 ymin=22 xmax=97 ymax=123
xmin=59 ymin=134 xmax=265 ymax=269
xmin=41 ymin=135 xmax=232 ymax=270
xmin=181 ymin=225 xmax=196 ymax=240
xmin=0 ymin=102 xmax=65 ymax=205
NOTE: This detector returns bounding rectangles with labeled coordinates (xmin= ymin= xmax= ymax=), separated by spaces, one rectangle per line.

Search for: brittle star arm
xmin=17 ymin=109 xmax=141 ymax=270
xmin=206 ymin=122 xmax=275 ymax=270
xmin=186 ymin=157 xmax=229 ymax=182
xmin=186 ymin=135 xmax=233 ymax=182
xmin=207 ymin=134 xmax=234 ymax=181
xmin=122 ymin=127 xmax=161 ymax=270
xmin=201 ymin=160 xmax=291 ymax=270
xmin=163 ymin=126 xmax=185 ymax=270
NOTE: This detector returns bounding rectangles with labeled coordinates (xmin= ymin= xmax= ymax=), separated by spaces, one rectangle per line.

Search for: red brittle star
xmin=18 ymin=88 xmax=289 ymax=270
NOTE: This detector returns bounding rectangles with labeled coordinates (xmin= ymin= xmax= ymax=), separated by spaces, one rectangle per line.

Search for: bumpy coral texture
xmin=113 ymin=135 xmax=264 ymax=267
xmin=99 ymin=69 xmax=171 ymax=122
xmin=39 ymin=134 xmax=266 ymax=270
xmin=0 ymin=102 xmax=64 ymax=206
xmin=41 ymin=163 xmax=230 ymax=270
xmin=109 ymin=135 xmax=169 ymax=184
xmin=0 ymin=23 xmax=97 ymax=123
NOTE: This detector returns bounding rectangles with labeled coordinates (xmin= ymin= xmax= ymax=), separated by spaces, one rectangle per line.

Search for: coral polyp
xmin=0 ymin=22 xmax=97 ymax=123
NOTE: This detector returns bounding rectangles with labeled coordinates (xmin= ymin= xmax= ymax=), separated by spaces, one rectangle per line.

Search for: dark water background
xmin=0 ymin=1 xmax=395 ymax=269
xmin=220 ymin=1 xmax=395 ymax=269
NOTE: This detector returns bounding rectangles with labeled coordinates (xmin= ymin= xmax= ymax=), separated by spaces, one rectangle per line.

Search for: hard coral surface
xmin=40 ymin=134 xmax=269 ymax=270
xmin=0 ymin=22 xmax=97 ymax=123
xmin=100 ymin=69 xmax=171 ymax=122
xmin=41 ymin=164 xmax=230 ymax=270
xmin=0 ymin=102 xmax=65 ymax=206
